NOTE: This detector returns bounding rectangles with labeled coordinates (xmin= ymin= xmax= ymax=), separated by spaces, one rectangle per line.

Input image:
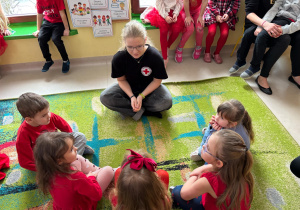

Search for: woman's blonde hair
xmin=115 ymin=150 xmax=171 ymax=210
xmin=0 ymin=3 xmax=9 ymax=33
xmin=119 ymin=20 xmax=154 ymax=50
xmin=214 ymin=130 xmax=254 ymax=210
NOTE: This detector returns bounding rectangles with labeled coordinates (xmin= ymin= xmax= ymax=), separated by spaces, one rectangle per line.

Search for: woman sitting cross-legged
xmin=100 ymin=20 xmax=172 ymax=121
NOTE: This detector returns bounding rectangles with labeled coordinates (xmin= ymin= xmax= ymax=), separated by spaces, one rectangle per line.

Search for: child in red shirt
xmin=34 ymin=132 xmax=114 ymax=210
xmin=110 ymin=149 xmax=171 ymax=210
xmin=16 ymin=92 xmax=94 ymax=171
xmin=33 ymin=0 xmax=70 ymax=73
xmin=171 ymin=130 xmax=254 ymax=210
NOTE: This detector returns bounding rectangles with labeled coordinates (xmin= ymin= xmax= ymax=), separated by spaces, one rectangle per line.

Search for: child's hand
xmin=63 ymin=29 xmax=70 ymax=36
xmin=185 ymin=16 xmax=194 ymax=27
xmin=197 ymin=16 xmax=205 ymax=27
xmin=172 ymin=14 xmax=177 ymax=22
xmin=216 ymin=15 xmax=223 ymax=23
xmin=33 ymin=30 xmax=40 ymax=37
xmin=190 ymin=164 xmax=214 ymax=178
xmin=211 ymin=121 xmax=222 ymax=130
xmin=209 ymin=115 xmax=216 ymax=125
xmin=222 ymin=14 xmax=229 ymax=22
xmin=3 ymin=29 xmax=11 ymax=36
xmin=254 ymin=27 xmax=262 ymax=36
xmin=165 ymin=16 xmax=173 ymax=24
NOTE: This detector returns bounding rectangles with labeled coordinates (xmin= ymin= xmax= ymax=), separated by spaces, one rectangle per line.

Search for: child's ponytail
xmin=242 ymin=110 xmax=254 ymax=143
xmin=214 ymin=130 xmax=254 ymax=210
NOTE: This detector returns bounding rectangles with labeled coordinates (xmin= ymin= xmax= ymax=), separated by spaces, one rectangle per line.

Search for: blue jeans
xmin=236 ymin=25 xmax=257 ymax=66
xmin=100 ymin=83 xmax=172 ymax=119
xmin=198 ymin=125 xmax=213 ymax=155
xmin=172 ymin=185 xmax=205 ymax=210
xmin=251 ymin=17 xmax=291 ymax=77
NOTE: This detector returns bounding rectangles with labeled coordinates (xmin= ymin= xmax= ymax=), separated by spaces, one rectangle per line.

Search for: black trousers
xmin=38 ymin=19 xmax=69 ymax=61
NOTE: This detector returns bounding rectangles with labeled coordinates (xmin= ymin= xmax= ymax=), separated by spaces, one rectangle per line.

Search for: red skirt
xmin=0 ymin=35 xmax=8 ymax=56
xmin=145 ymin=8 xmax=184 ymax=32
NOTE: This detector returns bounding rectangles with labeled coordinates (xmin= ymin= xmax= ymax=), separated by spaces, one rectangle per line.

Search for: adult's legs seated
xmin=142 ymin=84 xmax=172 ymax=113
xmin=100 ymin=83 xmax=139 ymax=117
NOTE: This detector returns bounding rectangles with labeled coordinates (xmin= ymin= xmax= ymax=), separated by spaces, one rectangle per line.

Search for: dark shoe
xmin=288 ymin=76 xmax=300 ymax=89
xmin=83 ymin=145 xmax=95 ymax=155
xmin=169 ymin=186 xmax=175 ymax=194
xmin=42 ymin=61 xmax=54 ymax=72
xmin=62 ymin=60 xmax=70 ymax=73
xmin=255 ymin=76 xmax=272 ymax=95
xmin=143 ymin=110 xmax=162 ymax=118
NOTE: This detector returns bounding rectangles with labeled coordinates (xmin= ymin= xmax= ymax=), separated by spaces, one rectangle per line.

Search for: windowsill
xmin=4 ymin=22 xmax=78 ymax=41
xmin=131 ymin=13 xmax=158 ymax=30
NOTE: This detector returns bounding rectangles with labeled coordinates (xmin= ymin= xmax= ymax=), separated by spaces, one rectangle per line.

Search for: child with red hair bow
xmin=110 ymin=149 xmax=171 ymax=210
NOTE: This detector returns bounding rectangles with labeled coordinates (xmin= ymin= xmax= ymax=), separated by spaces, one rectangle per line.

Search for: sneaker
xmin=203 ymin=53 xmax=211 ymax=63
xmin=229 ymin=63 xmax=246 ymax=74
xmin=83 ymin=145 xmax=95 ymax=155
xmin=175 ymin=47 xmax=183 ymax=63
xmin=143 ymin=110 xmax=162 ymax=118
xmin=212 ymin=54 xmax=222 ymax=64
xmin=202 ymin=127 xmax=207 ymax=134
xmin=42 ymin=60 xmax=54 ymax=72
xmin=240 ymin=66 xmax=260 ymax=79
xmin=192 ymin=46 xmax=202 ymax=60
xmin=62 ymin=60 xmax=70 ymax=73
xmin=190 ymin=148 xmax=202 ymax=161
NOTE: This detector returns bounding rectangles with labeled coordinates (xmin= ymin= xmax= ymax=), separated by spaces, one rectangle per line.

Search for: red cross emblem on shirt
xmin=141 ymin=67 xmax=152 ymax=76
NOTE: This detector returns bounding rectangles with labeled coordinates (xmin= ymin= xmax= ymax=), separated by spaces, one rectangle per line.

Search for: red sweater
xmin=201 ymin=172 xmax=250 ymax=210
xmin=36 ymin=0 xmax=65 ymax=23
xmin=50 ymin=170 xmax=102 ymax=210
xmin=16 ymin=113 xmax=72 ymax=171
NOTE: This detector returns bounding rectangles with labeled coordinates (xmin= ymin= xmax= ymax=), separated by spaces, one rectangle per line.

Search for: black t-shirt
xmin=245 ymin=0 xmax=275 ymax=29
xmin=111 ymin=44 xmax=168 ymax=94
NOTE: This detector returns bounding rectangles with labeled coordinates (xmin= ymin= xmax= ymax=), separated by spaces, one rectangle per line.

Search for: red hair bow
xmin=121 ymin=149 xmax=157 ymax=172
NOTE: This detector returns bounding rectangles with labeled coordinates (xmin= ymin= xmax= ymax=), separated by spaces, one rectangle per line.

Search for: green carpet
xmin=0 ymin=77 xmax=299 ymax=209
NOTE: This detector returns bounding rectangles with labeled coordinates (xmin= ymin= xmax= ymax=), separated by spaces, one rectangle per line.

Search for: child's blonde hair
xmin=119 ymin=20 xmax=154 ymax=50
xmin=0 ymin=3 xmax=9 ymax=33
xmin=115 ymin=150 xmax=171 ymax=210
xmin=34 ymin=132 xmax=75 ymax=195
xmin=214 ymin=130 xmax=254 ymax=210
xmin=217 ymin=99 xmax=254 ymax=143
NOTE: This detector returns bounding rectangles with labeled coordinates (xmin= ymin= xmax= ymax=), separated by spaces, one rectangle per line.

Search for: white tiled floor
xmin=0 ymin=46 xmax=299 ymax=145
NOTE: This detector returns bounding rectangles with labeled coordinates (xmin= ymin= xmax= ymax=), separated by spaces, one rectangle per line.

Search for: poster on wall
xmin=92 ymin=10 xmax=113 ymax=37
xmin=67 ymin=0 xmax=93 ymax=27
xmin=108 ymin=0 xmax=129 ymax=20
xmin=90 ymin=0 xmax=108 ymax=9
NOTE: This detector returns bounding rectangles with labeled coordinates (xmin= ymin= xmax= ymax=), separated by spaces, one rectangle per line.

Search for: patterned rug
xmin=0 ymin=77 xmax=299 ymax=209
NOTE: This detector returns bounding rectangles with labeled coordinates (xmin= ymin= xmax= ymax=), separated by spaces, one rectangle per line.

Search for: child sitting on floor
xmin=16 ymin=92 xmax=94 ymax=171
xmin=172 ymin=130 xmax=254 ymax=209
xmin=190 ymin=99 xmax=254 ymax=161
xmin=110 ymin=149 xmax=171 ymax=210
xmin=34 ymin=132 xmax=114 ymax=209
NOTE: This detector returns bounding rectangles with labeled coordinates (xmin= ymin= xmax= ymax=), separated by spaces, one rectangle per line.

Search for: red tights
xmin=205 ymin=22 xmax=229 ymax=54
